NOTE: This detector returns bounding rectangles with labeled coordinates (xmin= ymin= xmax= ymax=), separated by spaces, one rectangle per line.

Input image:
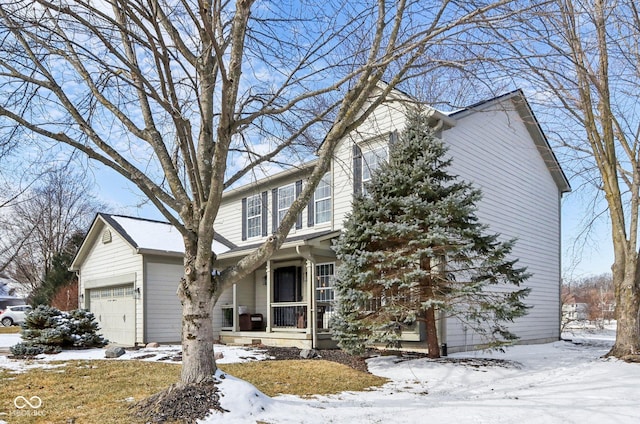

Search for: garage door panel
xmin=89 ymin=285 xmax=135 ymax=346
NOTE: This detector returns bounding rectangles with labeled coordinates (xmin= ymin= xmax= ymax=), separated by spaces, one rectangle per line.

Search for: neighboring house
xmin=69 ymin=214 xmax=233 ymax=345
xmin=72 ymin=87 xmax=570 ymax=351
xmin=0 ymin=273 xmax=25 ymax=310
xmin=562 ymin=303 xmax=589 ymax=322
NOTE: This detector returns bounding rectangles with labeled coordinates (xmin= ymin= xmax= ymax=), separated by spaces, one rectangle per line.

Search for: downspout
xmin=74 ymin=271 xmax=82 ymax=309
xmin=297 ymin=245 xmax=316 ymax=348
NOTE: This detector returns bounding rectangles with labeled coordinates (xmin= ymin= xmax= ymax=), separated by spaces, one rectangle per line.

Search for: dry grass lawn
xmin=0 ymin=326 xmax=21 ymax=334
xmin=0 ymin=359 xmax=387 ymax=423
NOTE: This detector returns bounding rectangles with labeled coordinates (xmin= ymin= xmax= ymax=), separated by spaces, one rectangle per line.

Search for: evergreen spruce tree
xmin=332 ymin=112 xmax=531 ymax=357
xmin=30 ymin=232 xmax=83 ymax=307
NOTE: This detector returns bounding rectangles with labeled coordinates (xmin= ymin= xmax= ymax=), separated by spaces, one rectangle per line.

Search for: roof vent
xmin=102 ymin=229 xmax=112 ymax=244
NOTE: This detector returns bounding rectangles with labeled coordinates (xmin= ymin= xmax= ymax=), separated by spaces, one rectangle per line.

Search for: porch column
xmin=305 ymin=258 xmax=313 ymax=336
xmin=232 ymin=283 xmax=238 ymax=332
xmin=265 ymin=260 xmax=272 ymax=332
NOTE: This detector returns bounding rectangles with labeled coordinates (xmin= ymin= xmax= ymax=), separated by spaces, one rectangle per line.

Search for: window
xmin=314 ymin=173 xmax=331 ymax=224
xmin=362 ymin=147 xmax=387 ymax=193
xmin=246 ymin=194 xmax=262 ymax=238
xmin=277 ymin=183 xmax=295 ymax=226
xmin=316 ymin=263 xmax=335 ymax=302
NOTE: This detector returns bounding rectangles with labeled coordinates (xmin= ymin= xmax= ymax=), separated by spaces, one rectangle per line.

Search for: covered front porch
xmin=216 ymin=231 xmax=339 ymax=349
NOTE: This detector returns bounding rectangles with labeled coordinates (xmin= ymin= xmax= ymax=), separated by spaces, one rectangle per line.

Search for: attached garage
xmin=70 ymin=213 xmax=233 ymax=346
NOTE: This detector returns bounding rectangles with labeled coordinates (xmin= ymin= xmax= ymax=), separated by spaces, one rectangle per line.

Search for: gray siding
xmin=443 ymin=102 xmax=562 ymax=347
xmin=144 ymin=259 xmax=184 ymax=343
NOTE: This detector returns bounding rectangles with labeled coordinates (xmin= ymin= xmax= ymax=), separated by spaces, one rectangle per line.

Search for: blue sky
xmin=561 ymin=192 xmax=613 ymax=279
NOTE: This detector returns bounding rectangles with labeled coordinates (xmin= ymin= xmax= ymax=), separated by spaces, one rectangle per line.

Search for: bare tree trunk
xmin=421 ymin=257 xmax=440 ymax=358
xmin=607 ymin=262 xmax=640 ymax=357
xmin=177 ymin=228 xmax=219 ymax=384
xmin=424 ymin=305 xmax=440 ymax=359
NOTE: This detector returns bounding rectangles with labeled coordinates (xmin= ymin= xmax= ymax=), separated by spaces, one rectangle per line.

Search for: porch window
xmin=315 ymin=263 xmax=335 ymax=302
xmin=246 ymin=194 xmax=262 ymax=238
xmin=314 ymin=173 xmax=331 ymax=224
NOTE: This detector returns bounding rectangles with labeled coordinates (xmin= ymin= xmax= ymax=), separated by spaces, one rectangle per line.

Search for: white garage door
xmin=89 ymin=285 xmax=136 ymax=346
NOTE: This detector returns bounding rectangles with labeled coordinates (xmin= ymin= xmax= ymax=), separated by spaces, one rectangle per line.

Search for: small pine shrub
xmin=10 ymin=342 xmax=44 ymax=358
xmin=13 ymin=305 xmax=107 ymax=355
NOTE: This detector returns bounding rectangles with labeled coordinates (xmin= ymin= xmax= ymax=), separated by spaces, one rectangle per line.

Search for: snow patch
xmin=199 ymin=370 xmax=276 ymax=423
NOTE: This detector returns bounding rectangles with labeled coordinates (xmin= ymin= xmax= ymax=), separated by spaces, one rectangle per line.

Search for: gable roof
xmin=449 ymin=89 xmax=571 ymax=194
xmin=70 ymin=213 xmax=235 ymax=270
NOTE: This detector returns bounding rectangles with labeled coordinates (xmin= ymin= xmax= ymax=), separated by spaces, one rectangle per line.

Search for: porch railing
xmin=272 ymin=302 xmax=307 ymax=330
xmin=316 ymin=302 xmax=334 ymax=331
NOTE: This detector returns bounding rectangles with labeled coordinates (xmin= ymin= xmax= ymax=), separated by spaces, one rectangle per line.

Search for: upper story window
xmin=362 ymin=147 xmax=387 ymax=187
xmin=314 ymin=173 xmax=331 ymax=224
xmin=273 ymin=180 xmax=303 ymax=232
xmin=353 ymin=134 xmax=395 ymax=196
xmin=242 ymin=191 xmax=267 ymax=241
xmin=246 ymin=194 xmax=262 ymax=238
xmin=360 ymin=146 xmax=387 ymax=195
xmin=277 ymin=183 xmax=295 ymax=226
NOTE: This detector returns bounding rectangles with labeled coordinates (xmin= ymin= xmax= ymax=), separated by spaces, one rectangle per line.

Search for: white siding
xmin=144 ymin=259 xmax=184 ymax=343
xmin=254 ymin=269 xmax=268 ymax=318
xmin=443 ymin=102 xmax=562 ymax=347
xmin=236 ymin=275 xmax=256 ymax=314
xmin=214 ymin=288 xmax=233 ymax=340
xmin=79 ymin=221 xmax=144 ymax=344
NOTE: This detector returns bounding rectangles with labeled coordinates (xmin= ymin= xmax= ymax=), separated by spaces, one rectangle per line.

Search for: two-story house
xmin=71 ymin=87 xmax=570 ymax=351
xmin=213 ymin=87 xmax=570 ymax=350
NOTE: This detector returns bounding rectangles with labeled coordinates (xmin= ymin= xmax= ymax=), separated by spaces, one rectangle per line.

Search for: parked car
xmin=0 ymin=305 xmax=32 ymax=326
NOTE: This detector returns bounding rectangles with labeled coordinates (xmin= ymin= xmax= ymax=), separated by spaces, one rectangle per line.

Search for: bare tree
xmin=0 ymin=162 xmax=44 ymax=274
xmin=0 ymin=0 xmax=523 ymax=409
xmin=487 ymin=0 xmax=640 ymax=358
xmin=3 ymin=168 xmax=103 ymax=297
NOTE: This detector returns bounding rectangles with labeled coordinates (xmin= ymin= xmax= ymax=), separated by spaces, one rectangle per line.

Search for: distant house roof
xmin=70 ymin=213 xmax=235 ymax=270
xmin=0 ymin=274 xmax=24 ymax=301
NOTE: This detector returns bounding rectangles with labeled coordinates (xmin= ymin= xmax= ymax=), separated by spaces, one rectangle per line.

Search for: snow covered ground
xmin=1 ymin=326 xmax=638 ymax=424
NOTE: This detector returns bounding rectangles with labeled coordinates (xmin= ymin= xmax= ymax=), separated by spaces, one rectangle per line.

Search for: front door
xmin=274 ymin=266 xmax=302 ymax=302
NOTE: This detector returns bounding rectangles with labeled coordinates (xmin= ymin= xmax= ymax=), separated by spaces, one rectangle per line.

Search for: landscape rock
xmin=214 ymin=351 xmax=224 ymax=360
xmin=146 ymin=342 xmax=160 ymax=348
xmin=105 ymin=346 xmax=126 ymax=358
xmin=300 ymin=349 xmax=319 ymax=359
